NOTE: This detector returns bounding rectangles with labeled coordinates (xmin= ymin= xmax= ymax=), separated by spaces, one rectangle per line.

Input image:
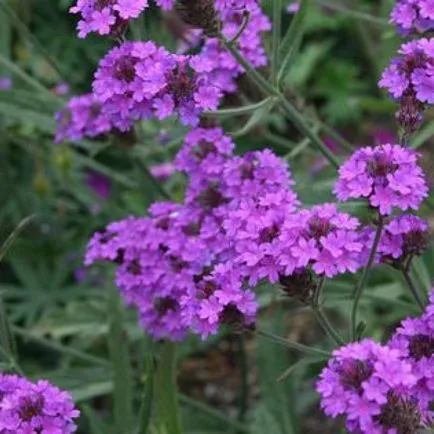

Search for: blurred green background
xmin=0 ymin=0 xmax=433 ymax=433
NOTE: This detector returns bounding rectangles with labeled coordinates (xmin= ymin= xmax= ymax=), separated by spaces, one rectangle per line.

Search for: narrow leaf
xmin=108 ymin=286 xmax=134 ymax=433
xmin=277 ymin=0 xmax=309 ymax=85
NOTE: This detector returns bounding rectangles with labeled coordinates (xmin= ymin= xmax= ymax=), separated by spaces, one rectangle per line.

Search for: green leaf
xmin=155 ymin=341 xmax=183 ymax=434
xmin=277 ymin=0 xmax=309 ymax=86
xmin=136 ymin=353 xmax=155 ymax=434
xmin=82 ymin=405 xmax=114 ymax=434
xmin=108 ymin=286 xmax=134 ymax=433
xmin=231 ymin=98 xmax=275 ymax=137
xmin=205 ymin=97 xmax=275 ymax=118
xmin=0 ymin=214 xmax=35 ymax=263
xmin=410 ymin=121 xmax=434 ymax=149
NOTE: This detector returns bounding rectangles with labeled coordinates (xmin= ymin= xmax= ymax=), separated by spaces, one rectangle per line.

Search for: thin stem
xmin=271 ymin=0 xmax=282 ymax=85
xmin=312 ymin=277 xmax=345 ymax=346
xmin=400 ymin=266 xmax=426 ymax=311
xmin=350 ymin=216 xmax=384 ymax=340
xmin=278 ymin=97 xmax=340 ymax=168
xmin=236 ymin=334 xmax=248 ymax=427
xmin=221 ymin=33 xmax=278 ymax=97
xmin=141 ymin=162 xmax=172 ymax=201
xmin=252 ymin=328 xmax=331 ymax=358
xmin=229 ymin=11 xmax=250 ymax=44
xmin=313 ymin=309 xmax=346 ymax=346
xmin=220 ymin=34 xmax=341 ymax=168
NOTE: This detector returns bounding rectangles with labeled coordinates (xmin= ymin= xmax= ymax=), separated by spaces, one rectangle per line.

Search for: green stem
xmin=253 ymin=329 xmax=331 ymax=358
xmin=271 ymin=0 xmax=282 ymax=85
xmin=351 ymin=216 xmax=384 ymax=340
xmin=155 ymin=341 xmax=183 ymax=434
xmin=400 ymin=266 xmax=426 ymax=311
xmin=229 ymin=11 xmax=250 ymax=44
xmin=221 ymin=35 xmax=340 ymax=168
xmin=236 ymin=334 xmax=248 ymax=427
xmin=278 ymin=97 xmax=340 ymax=167
xmin=312 ymin=277 xmax=345 ymax=346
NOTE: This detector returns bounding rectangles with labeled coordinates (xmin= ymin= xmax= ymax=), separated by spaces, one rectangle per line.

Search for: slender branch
xmin=229 ymin=11 xmax=250 ymax=44
xmin=252 ymin=328 xmax=331 ymax=358
xmin=312 ymin=277 xmax=346 ymax=346
xmin=400 ymin=266 xmax=426 ymax=311
xmin=350 ymin=215 xmax=384 ymax=340
xmin=220 ymin=35 xmax=340 ymax=168
xmin=236 ymin=334 xmax=248 ymax=428
xmin=271 ymin=0 xmax=282 ymax=85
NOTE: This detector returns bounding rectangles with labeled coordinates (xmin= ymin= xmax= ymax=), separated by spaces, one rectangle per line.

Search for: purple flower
xmin=287 ymin=2 xmax=300 ymax=13
xmin=54 ymin=93 xmax=112 ymax=143
xmin=86 ymin=171 xmax=112 ymax=199
xmin=150 ymin=162 xmax=176 ymax=181
xmin=70 ymin=0 xmax=148 ymax=38
xmin=390 ymin=0 xmax=434 ymax=35
xmin=388 ymin=293 xmax=434 ymax=423
xmin=334 ymin=144 xmax=428 ymax=215
xmin=52 ymin=82 xmax=70 ymax=96
xmin=0 ymin=374 xmax=79 ymax=433
xmin=278 ymin=204 xmax=364 ymax=280
xmin=317 ymin=339 xmax=423 ymax=433
xmin=92 ymin=42 xmax=222 ymax=130
xmin=376 ymin=214 xmax=430 ymax=266
xmin=0 ymin=76 xmax=12 ymax=90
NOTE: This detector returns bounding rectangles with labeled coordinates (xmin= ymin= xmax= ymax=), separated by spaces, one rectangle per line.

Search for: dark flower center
xmin=19 ymin=395 xmax=45 ymax=422
xmin=367 ymin=153 xmax=398 ymax=178
xmin=167 ymin=65 xmax=196 ymax=104
xmin=377 ymin=391 xmax=421 ymax=434
xmin=154 ymin=297 xmax=179 ymax=316
xmin=169 ymin=255 xmax=189 ymax=272
xmin=259 ymin=224 xmax=280 ymax=243
xmin=338 ymin=360 xmax=373 ymax=393
xmin=308 ymin=217 xmax=332 ymax=239
xmin=278 ymin=270 xmax=316 ymax=304
xmin=127 ymin=259 xmax=141 ymax=275
xmin=193 ymin=265 xmax=213 ymax=284
xmin=156 ymin=217 xmax=171 ymax=230
xmin=240 ymin=162 xmax=254 ymax=180
xmin=219 ymin=304 xmax=245 ymax=329
xmin=198 ymin=186 xmax=227 ymax=209
xmin=182 ymin=222 xmax=201 ymax=236
xmin=197 ymin=280 xmax=217 ymax=299
xmin=193 ymin=141 xmax=217 ymax=160
xmin=95 ymin=0 xmax=116 ymax=11
xmin=408 ymin=334 xmax=434 ymax=361
xmin=403 ymin=230 xmax=429 ymax=257
xmin=114 ymin=56 xmax=137 ymax=83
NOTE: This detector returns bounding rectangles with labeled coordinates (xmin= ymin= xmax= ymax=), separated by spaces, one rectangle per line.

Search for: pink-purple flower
xmin=390 ymin=0 xmax=434 ymax=35
xmin=317 ymin=339 xmax=423 ymax=433
xmin=54 ymin=93 xmax=112 ymax=143
xmin=92 ymin=41 xmax=222 ymax=130
xmin=0 ymin=374 xmax=79 ymax=433
xmin=70 ymin=0 xmax=149 ymax=38
xmin=334 ymin=144 xmax=428 ymax=215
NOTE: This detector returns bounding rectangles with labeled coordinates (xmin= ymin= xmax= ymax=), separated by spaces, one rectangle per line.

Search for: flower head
xmin=334 ymin=144 xmax=428 ymax=215
xmin=390 ymin=0 xmax=434 ymax=35
xmin=70 ymin=0 xmax=149 ymax=38
xmin=317 ymin=339 xmax=423 ymax=433
xmin=54 ymin=93 xmax=112 ymax=143
xmin=0 ymin=374 xmax=79 ymax=433
xmin=388 ymin=292 xmax=434 ymax=423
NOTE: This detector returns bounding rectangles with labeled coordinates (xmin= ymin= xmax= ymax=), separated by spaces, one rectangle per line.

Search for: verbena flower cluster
xmin=57 ymin=0 xmax=270 ymax=142
xmin=382 ymin=0 xmax=434 ymax=134
xmin=390 ymin=0 xmax=434 ymax=34
xmin=92 ymin=41 xmax=222 ymax=130
xmin=318 ymin=289 xmax=434 ymax=432
xmin=376 ymin=214 xmax=430 ymax=266
xmin=55 ymin=93 xmax=112 ymax=143
xmin=84 ymin=121 xmax=432 ymax=341
xmin=0 ymin=374 xmax=79 ymax=433
xmin=334 ymin=144 xmax=428 ymax=215
xmin=71 ymin=0 xmax=150 ymax=38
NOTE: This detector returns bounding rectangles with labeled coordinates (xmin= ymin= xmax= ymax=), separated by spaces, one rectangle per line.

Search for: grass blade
xmin=108 ymin=286 xmax=134 ymax=433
